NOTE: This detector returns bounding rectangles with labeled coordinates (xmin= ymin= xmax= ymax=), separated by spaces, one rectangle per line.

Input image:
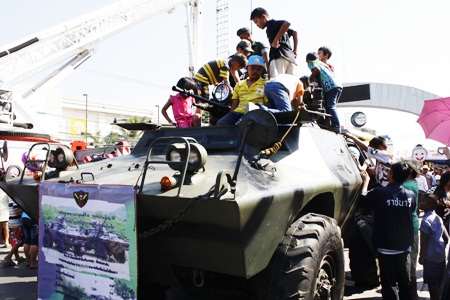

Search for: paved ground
xmin=0 ymin=245 xmax=37 ymax=300
xmin=0 ymin=245 xmax=431 ymax=299
xmin=343 ymin=248 xmax=430 ymax=300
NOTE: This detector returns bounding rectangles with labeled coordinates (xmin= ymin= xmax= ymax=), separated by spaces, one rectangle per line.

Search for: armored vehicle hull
xmin=0 ymin=110 xmax=365 ymax=299
xmin=42 ymin=215 xmax=129 ymax=263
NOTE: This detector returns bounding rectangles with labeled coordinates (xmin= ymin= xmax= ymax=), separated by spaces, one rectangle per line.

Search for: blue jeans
xmin=264 ymin=81 xmax=292 ymax=113
xmin=217 ymin=111 xmax=243 ymax=126
xmin=22 ymin=217 xmax=39 ymax=246
xmin=323 ymin=87 xmax=342 ymax=131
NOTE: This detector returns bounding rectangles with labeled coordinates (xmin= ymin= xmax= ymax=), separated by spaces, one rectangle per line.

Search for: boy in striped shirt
xmin=0 ymin=199 xmax=25 ymax=267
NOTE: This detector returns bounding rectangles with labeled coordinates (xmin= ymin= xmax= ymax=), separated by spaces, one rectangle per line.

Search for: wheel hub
xmin=315 ymin=269 xmax=332 ymax=300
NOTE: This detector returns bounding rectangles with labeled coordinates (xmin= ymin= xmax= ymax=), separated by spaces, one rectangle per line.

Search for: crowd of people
xmin=161 ymin=7 xmax=342 ymax=133
xmin=0 ymin=191 xmax=39 ymax=269
xmin=158 ymin=10 xmax=450 ymax=297
xmin=346 ymin=132 xmax=450 ymax=300
xmin=1 ymin=6 xmax=449 ymax=299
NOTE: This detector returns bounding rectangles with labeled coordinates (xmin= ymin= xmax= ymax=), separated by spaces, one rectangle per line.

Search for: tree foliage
xmin=102 ymin=116 xmax=147 ymax=146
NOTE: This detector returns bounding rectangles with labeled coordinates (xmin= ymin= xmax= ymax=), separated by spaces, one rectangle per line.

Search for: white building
xmin=9 ymin=84 xmax=155 ymax=146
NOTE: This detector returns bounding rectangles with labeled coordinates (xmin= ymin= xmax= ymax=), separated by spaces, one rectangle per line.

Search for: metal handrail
xmin=19 ymin=142 xmax=51 ymax=183
xmin=138 ymin=136 xmax=197 ymax=196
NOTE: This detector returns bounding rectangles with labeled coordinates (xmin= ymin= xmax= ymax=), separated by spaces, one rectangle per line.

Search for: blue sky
xmin=1 ymin=0 xmax=450 ymax=153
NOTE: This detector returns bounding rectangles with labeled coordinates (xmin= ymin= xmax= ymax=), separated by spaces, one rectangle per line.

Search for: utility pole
xmin=83 ymin=93 xmax=88 ymax=142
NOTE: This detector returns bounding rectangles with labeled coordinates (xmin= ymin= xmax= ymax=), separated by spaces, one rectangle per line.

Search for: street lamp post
xmin=155 ymin=105 xmax=160 ymax=123
xmin=83 ymin=94 xmax=88 ymax=142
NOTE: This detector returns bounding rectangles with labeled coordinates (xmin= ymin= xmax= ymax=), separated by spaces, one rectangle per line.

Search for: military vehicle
xmin=43 ymin=215 xmax=83 ymax=254
xmin=43 ymin=215 xmax=129 ymax=263
xmin=0 ymin=88 xmax=370 ymax=299
xmin=83 ymin=219 xmax=130 ymax=263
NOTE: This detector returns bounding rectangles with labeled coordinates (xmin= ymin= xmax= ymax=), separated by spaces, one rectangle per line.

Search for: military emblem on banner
xmin=73 ymin=190 xmax=88 ymax=208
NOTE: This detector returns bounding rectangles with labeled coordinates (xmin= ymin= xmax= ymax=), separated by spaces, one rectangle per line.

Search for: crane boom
xmin=0 ymin=0 xmax=202 ymax=136
xmin=0 ymin=0 xmax=194 ymax=89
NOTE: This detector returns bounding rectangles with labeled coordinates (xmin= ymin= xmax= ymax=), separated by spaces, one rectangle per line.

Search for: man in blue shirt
xmin=359 ymin=162 xmax=416 ymax=300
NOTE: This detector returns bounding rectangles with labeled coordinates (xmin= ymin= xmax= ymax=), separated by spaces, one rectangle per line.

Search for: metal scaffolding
xmin=216 ymin=0 xmax=229 ymax=59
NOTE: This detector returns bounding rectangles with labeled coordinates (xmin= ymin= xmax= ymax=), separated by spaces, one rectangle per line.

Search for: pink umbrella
xmin=417 ymin=97 xmax=450 ymax=146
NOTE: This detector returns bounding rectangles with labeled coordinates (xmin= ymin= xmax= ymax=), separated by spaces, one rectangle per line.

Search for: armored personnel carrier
xmin=43 ymin=216 xmax=129 ymax=263
xmin=0 ymin=101 xmax=368 ymax=299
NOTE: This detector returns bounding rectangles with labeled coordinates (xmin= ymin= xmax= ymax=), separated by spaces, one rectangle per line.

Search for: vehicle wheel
xmin=73 ymin=245 xmax=85 ymax=257
xmin=54 ymin=234 xmax=65 ymax=251
xmin=113 ymin=249 xmax=126 ymax=263
xmin=95 ymin=241 xmax=108 ymax=260
xmin=43 ymin=230 xmax=53 ymax=248
xmin=250 ymin=213 xmax=345 ymax=300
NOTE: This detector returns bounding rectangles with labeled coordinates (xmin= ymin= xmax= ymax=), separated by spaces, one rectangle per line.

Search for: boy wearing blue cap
xmin=217 ymin=56 xmax=267 ymax=126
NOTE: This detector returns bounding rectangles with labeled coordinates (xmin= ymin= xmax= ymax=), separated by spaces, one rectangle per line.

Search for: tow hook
xmin=192 ymin=269 xmax=205 ymax=287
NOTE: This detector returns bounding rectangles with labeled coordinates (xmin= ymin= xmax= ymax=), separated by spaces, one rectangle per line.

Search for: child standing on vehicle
xmin=250 ymin=7 xmax=297 ymax=78
xmin=262 ymin=74 xmax=304 ymax=113
xmin=228 ymin=40 xmax=254 ymax=88
xmin=236 ymin=27 xmax=269 ymax=72
xmin=419 ymin=193 xmax=448 ymax=300
xmin=161 ymin=77 xmax=201 ymax=128
xmin=306 ymin=52 xmax=342 ymax=133
xmin=317 ymin=46 xmax=334 ymax=72
xmin=193 ymin=54 xmax=247 ymax=99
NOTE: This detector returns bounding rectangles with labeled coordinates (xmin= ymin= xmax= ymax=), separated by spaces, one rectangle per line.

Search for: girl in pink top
xmin=161 ymin=77 xmax=202 ymax=128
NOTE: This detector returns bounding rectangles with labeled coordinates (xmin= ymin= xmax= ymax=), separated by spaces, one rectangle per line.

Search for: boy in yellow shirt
xmin=217 ymin=55 xmax=267 ymax=126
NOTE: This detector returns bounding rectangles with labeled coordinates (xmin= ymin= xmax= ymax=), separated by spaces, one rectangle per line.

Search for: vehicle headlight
xmin=166 ymin=142 xmax=207 ymax=173
xmin=212 ymin=82 xmax=232 ymax=104
xmin=48 ymin=147 xmax=74 ymax=170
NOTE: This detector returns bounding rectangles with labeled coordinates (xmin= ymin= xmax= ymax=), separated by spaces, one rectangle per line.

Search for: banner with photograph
xmin=38 ymin=182 xmax=137 ymax=300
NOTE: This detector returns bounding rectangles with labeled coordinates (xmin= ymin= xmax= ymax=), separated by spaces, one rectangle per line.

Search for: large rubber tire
xmin=43 ymin=230 xmax=53 ymax=248
xmin=95 ymin=241 xmax=108 ymax=261
xmin=251 ymin=213 xmax=345 ymax=300
xmin=54 ymin=234 xmax=65 ymax=251
xmin=113 ymin=249 xmax=126 ymax=264
xmin=73 ymin=244 xmax=85 ymax=257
